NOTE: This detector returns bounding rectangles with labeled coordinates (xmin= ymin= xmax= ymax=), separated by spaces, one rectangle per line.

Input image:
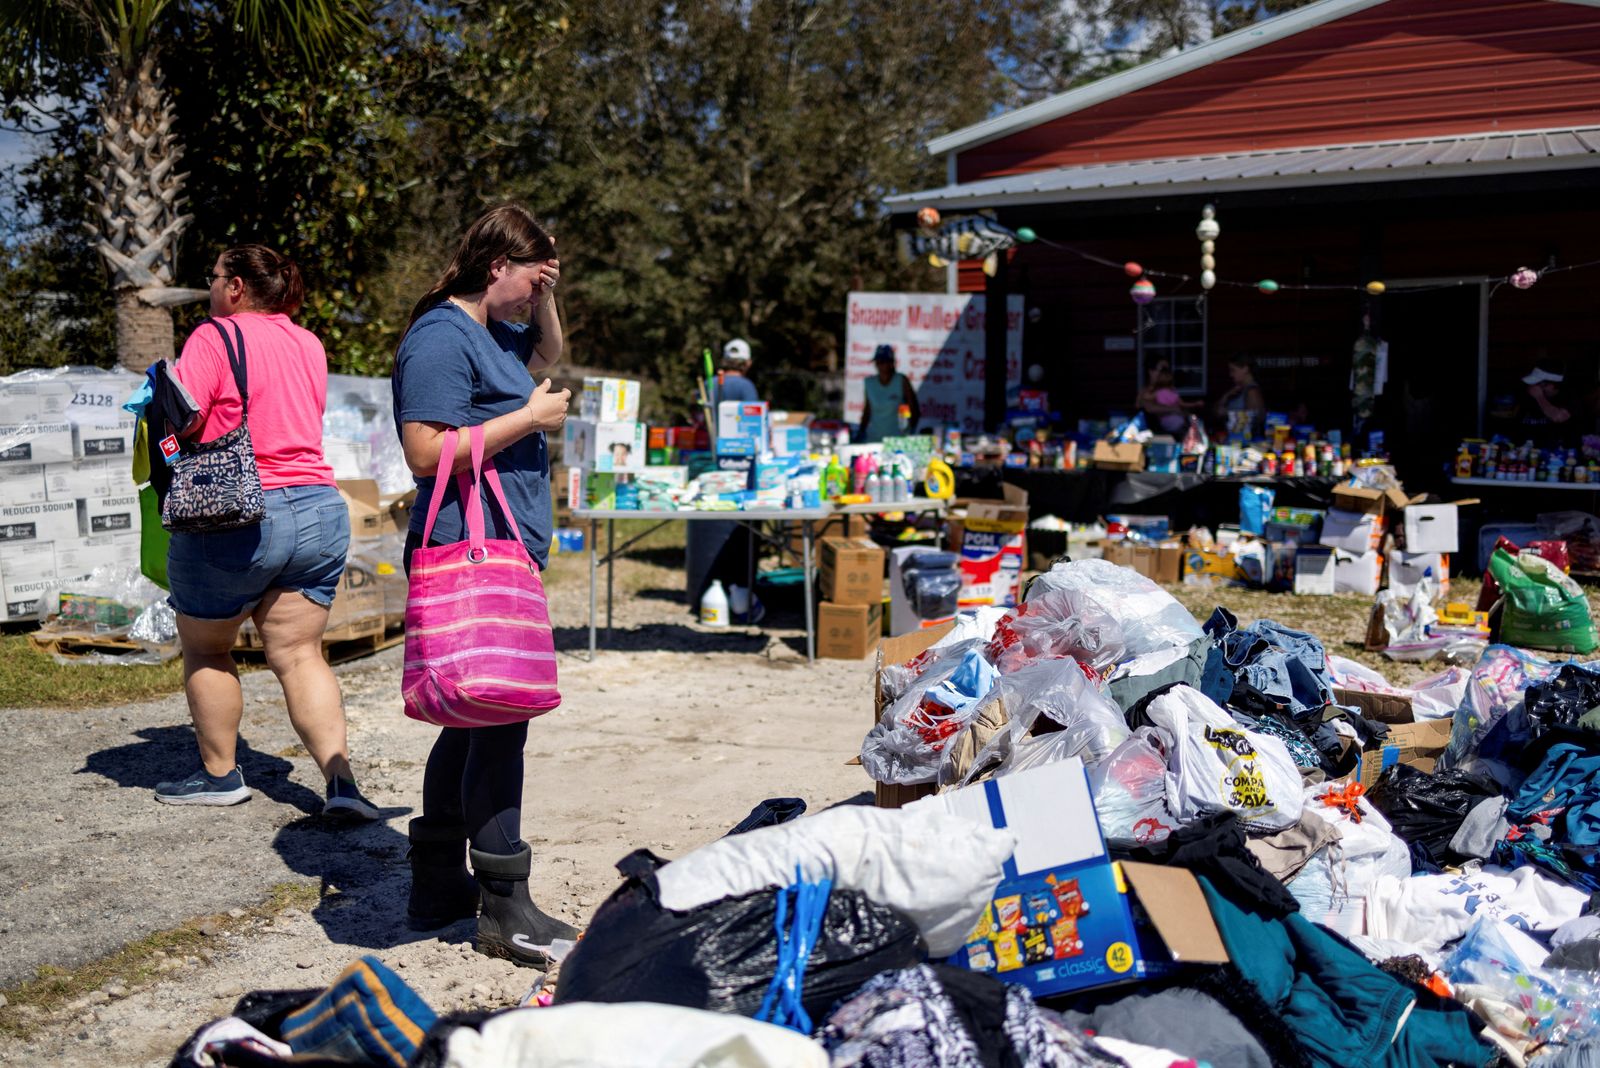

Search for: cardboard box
xmin=1403 ymin=504 xmax=1459 ymax=553
xmin=1389 ymin=550 xmax=1449 ymax=598
xmin=1358 ymin=718 xmax=1452 ymax=788
xmin=337 ymin=479 xmax=401 ymax=539
xmin=1092 ymin=441 xmax=1144 ymax=472
xmin=323 ymin=438 xmax=372 ymax=480
xmin=0 ymin=380 xmax=71 ymax=424
xmin=0 ymin=499 xmax=79 ymax=544
xmin=817 ymin=600 xmax=883 ymax=660
xmin=77 ymin=494 xmax=141 ymax=537
xmin=958 ymin=485 xmax=1029 ymax=609
xmin=920 ymin=758 xmax=1228 ymax=996
xmin=55 ymin=532 xmax=141 ymax=580
xmin=579 ymin=377 xmax=641 ymax=423
xmin=717 ymin=401 xmax=769 ymax=443
xmin=1293 ymin=547 xmax=1336 ymax=595
xmin=1101 ymin=541 xmax=1184 ymax=585
xmin=819 ymin=536 xmax=886 ymax=605
xmin=1333 ymin=549 xmax=1382 ymax=596
xmin=0 ymin=422 xmax=74 ymax=465
xmin=0 ymin=463 xmax=48 ymax=506
xmin=769 ymin=411 xmax=811 ymax=455
xmin=0 ymin=541 xmax=58 ymax=620
xmin=323 ymin=558 xmax=384 ymax=639
xmin=788 ymin=512 xmax=865 ymax=556
xmin=715 ymin=435 xmax=758 ymax=458
xmin=1320 ymin=508 xmax=1382 ymax=553
xmin=1330 ymin=483 xmax=1407 ymax=516
xmin=43 ymin=459 xmax=124 ymax=502
xmin=563 ymin=419 xmax=646 ymax=473
xmin=72 ymin=416 xmax=136 ymax=460
xmin=1333 ymin=686 xmax=1413 ymax=725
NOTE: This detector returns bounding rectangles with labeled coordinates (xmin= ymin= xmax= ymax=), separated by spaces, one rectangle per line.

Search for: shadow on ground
xmin=80 ymin=725 xmax=439 ymax=952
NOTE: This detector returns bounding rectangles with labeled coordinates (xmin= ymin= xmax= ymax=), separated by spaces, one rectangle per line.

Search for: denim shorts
xmin=167 ymin=484 xmax=350 ymax=620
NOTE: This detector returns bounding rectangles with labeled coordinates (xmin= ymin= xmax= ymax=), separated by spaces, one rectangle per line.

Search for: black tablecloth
xmin=954 ymin=468 xmax=1341 ymax=530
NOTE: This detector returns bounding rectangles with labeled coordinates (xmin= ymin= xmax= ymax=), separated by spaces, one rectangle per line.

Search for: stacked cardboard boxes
xmin=816 ymin=536 xmax=885 ymax=659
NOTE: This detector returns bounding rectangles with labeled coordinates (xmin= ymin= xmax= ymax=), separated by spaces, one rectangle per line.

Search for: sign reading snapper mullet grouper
xmin=845 ymin=293 xmax=1023 ymax=434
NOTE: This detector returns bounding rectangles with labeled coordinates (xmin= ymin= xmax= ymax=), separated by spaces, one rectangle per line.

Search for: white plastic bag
xmin=1088 ymin=728 xmax=1177 ymax=845
xmin=954 ymin=658 xmax=1130 ymax=786
xmin=1287 ymin=782 xmax=1411 ymax=939
xmin=1144 ymin=685 xmax=1303 ymax=832
xmin=1024 ymin=558 xmax=1202 ymax=657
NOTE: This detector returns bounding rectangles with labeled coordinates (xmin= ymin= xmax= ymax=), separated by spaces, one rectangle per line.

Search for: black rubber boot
xmin=406 ymin=818 xmax=480 ymax=931
xmin=470 ymin=841 xmax=580 ymax=969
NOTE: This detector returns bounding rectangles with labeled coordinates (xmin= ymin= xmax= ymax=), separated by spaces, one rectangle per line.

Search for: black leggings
xmin=405 ymin=531 xmax=526 ymax=856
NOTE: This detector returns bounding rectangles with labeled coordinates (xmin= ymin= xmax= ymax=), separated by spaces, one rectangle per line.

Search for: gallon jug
xmin=700 ymin=580 xmax=730 ymax=628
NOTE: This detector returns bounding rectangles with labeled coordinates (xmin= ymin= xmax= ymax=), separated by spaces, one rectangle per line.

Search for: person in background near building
xmin=715 ymin=338 xmax=759 ymax=407
xmin=1520 ymin=365 xmax=1573 ymax=445
xmin=859 ymin=344 xmax=919 ymax=443
xmin=1215 ymin=354 xmax=1266 ymax=440
xmin=156 ymin=244 xmax=377 ymax=822
xmin=1136 ymin=359 xmax=1202 ymax=434
xmin=392 ymin=203 xmax=578 ymax=966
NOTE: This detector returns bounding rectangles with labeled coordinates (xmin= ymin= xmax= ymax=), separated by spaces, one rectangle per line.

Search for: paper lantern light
xmin=1511 ymin=267 xmax=1538 ymax=289
xmin=916 ymin=206 xmax=940 ymax=230
xmin=1195 ymin=204 xmax=1220 ymax=242
xmin=1258 ymin=279 xmax=1279 ymax=294
xmin=1016 ymin=227 xmax=1037 ymax=242
xmin=1131 ymin=279 xmax=1157 ymax=304
xmin=1200 ymin=269 xmax=1217 ymax=290
xmin=1366 ymin=281 xmax=1386 ymax=295
xmin=1123 ymin=261 xmax=1143 ymax=278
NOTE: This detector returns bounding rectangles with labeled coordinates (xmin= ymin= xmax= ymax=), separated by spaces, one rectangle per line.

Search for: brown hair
xmin=219 ymin=244 xmax=304 ymax=316
xmin=407 ymin=204 xmax=556 ymax=330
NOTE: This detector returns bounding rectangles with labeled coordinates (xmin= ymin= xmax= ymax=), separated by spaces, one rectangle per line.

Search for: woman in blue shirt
xmin=391 ymin=204 xmax=576 ymax=968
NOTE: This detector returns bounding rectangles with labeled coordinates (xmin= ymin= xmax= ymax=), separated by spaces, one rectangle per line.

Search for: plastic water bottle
xmin=700 ymin=580 xmax=730 ymax=628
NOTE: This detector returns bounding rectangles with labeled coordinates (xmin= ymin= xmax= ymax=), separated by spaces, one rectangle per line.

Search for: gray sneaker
xmin=154 ymin=767 xmax=252 ymax=807
xmin=323 ymin=777 xmax=380 ymax=821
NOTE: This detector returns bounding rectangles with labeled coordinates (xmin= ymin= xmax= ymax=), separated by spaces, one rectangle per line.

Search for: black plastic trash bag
xmin=556 ymin=849 xmax=924 ymax=1023
xmin=725 ymin=797 xmax=808 ymax=836
xmin=1366 ymin=764 xmax=1503 ymax=871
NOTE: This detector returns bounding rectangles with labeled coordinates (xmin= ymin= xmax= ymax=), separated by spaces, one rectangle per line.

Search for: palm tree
xmin=1 ymin=1 xmax=367 ymax=371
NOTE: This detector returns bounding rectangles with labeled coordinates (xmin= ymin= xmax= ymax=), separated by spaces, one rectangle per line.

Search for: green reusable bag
xmin=139 ymin=485 xmax=170 ymax=590
xmin=1488 ymin=547 xmax=1596 ymax=654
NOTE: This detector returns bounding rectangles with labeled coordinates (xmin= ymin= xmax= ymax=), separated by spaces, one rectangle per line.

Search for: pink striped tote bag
xmin=402 ymin=425 xmax=560 ymax=727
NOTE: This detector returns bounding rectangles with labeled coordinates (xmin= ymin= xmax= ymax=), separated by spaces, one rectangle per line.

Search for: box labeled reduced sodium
xmin=0 ymin=541 xmax=59 ymax=620
xmin=72 ymin=416 xmax=136 ymax=459
xmin=0 ymin=422 xmax=74 ymax=465
xmin=78 ymin=494 xmax=141 ymax=537
xmin=55 ymin=532 xmax=141 ymax=580
xmin=0 ymin=499 xmax=78 ymax=544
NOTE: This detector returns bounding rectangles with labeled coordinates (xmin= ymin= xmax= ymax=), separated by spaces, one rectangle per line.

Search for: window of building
xmin=1136 ymin=296 xmax=1207 ymax=396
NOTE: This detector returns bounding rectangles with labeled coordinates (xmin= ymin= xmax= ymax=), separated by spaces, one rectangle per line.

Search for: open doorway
xmin=1374 ymin=282 xmax=1485 ymax=491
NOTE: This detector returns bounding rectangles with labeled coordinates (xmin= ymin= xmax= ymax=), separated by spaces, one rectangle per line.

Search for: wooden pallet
xmin=233 ymin=618 xmax=404 ymax=665
xmin=29 ymin=630 xmax=157 ymax=660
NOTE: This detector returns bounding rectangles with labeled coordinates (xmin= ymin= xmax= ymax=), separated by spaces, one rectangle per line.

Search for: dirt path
xmin=0 ymin=552 xmax=874 ymax=1066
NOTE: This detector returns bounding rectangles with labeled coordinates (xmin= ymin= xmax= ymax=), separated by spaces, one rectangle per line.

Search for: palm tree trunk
xmin=114 ymin=289 xmax=176 ymax=373
xmin=88 ymin=52 xmax=202 ymax=371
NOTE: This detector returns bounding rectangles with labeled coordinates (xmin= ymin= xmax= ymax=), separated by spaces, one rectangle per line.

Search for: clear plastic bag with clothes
xmin=1445 ymin=914 xmax=1600 ymax=1050
xmin=1440 ymin=644 xmax=1558 ymax=770
xmin=954 ymin=658 xmax=1130 ymax=787
xmin=1088 ymin=728 xmax=1177 ymax=845
xmin=876 ymin=637 xmax=988 ymax=708
xmin=1287 ymin=782 xmax=1412 ymax=939
xmin=984 ymin=585 xmax=1126 ymax=674
xmin=1024 ymin=558 xmax=1203 ymax=657
xmin=1144 ymin=684 xmax=1304 ymax=833
xmin=863 ymin=647 xmax=998 ymax=786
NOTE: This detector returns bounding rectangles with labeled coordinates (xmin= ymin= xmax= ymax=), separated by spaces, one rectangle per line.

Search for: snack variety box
xmin=916 ymin=758 xmax=1227 ymax=997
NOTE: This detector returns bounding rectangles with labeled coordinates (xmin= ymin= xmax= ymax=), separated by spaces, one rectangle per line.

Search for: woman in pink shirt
xmin=154 ymin=245 xmax=377 ymax=821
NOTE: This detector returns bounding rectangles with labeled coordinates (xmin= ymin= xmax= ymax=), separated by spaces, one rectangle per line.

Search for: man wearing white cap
xmin=716 ymin=338 xmax=759 ymax=407
xmin=1520 ymin=364 xmax=1572 ymax=443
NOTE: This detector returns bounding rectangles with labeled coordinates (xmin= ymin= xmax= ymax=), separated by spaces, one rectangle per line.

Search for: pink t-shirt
xmin=175 ymin=313 xmax=335 ymax=490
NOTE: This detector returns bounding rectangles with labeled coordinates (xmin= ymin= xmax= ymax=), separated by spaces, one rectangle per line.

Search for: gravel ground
xmin=1 ymin=538 xmax=1593 ymax=1065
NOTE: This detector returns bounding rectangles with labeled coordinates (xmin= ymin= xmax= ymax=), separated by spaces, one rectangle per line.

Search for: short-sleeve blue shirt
xmin=392 ymin=301 xmax=551 ymax=568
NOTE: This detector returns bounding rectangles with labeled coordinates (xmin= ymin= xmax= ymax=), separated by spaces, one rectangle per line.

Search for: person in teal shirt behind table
xmin=859 ymin=344 xmax=919 ymax=443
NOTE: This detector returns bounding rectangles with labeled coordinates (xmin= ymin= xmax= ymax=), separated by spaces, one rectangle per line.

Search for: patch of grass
xmin=0 ymin=882 xmax=321 ymax=1040
xmin=0 ymin=633 xmax=186 ymax=710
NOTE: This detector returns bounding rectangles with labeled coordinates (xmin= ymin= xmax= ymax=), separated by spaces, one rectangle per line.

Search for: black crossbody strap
xmin=202 ymin=317 xmax=249 ymax=411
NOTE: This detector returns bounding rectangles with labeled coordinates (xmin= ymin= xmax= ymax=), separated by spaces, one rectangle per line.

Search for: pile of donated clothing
xmin=173 ymin=558 xmax=1599 ymax=1068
